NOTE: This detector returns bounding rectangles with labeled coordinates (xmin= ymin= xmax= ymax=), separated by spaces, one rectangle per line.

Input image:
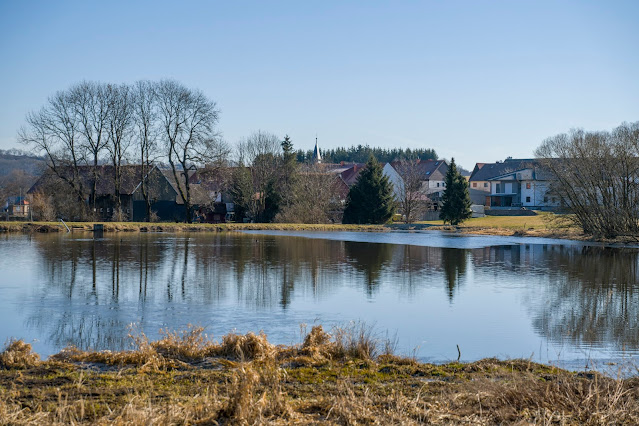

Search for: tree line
xmin=296 ymin=145 xmax=437 ymax=164
xmin=18 ymin=80 xmax=472 ymax=225
xmin=19 ymin=80 xmax=228 ymax=222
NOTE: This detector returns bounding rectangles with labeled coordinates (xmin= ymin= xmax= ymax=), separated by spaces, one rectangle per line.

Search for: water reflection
xmin=471 ymin=244 xmax=639 ymax=350
xmin=442 ymin=248 xmax=468 ymax=301
xmin=6 ymin=233 xmax=639 ymax=359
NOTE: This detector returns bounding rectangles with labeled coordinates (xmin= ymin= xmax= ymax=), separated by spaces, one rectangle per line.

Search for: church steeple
xmin=312 ymin=136 xmax=322 ymax=164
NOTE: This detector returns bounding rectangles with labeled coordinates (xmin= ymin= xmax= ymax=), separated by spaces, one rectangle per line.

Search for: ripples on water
xmin=0 ymin=231 xmax=638 ymax=371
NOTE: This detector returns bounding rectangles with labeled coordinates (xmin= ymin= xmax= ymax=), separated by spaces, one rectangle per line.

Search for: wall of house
xmin=469 ymin=180 xmax=490 ymax=204
xmin=521 ymin=181 xmax=560 ymax=208
xmin=131 ymin=169 xmax=178 ymax=203
xmin=423 ymin=179 xmax=445 ymax=199
xmin=491 ymin=181 xmax=518 ymax=195
xmin=382 ymin=163 xmax=403 ymax=201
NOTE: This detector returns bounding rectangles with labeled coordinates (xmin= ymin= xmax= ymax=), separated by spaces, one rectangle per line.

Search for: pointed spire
xmin=313 ymin=135 xmax=322 ymax=164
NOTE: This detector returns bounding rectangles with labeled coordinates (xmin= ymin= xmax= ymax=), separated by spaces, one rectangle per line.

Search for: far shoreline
xmin=2 ymin=218 xmax=637 ymax=245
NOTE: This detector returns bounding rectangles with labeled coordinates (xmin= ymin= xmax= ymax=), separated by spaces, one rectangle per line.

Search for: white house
xmin=472 ymin=159 xmax=559 ymax=209
xmin=386 ymin=159 xmax=449 ymax=209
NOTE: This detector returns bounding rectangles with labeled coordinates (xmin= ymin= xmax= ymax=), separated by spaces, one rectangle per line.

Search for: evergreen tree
xmin=260 ymin=178 xmax=282 ymax=222
xmin=280 ymin=135 xmax=299 ymax=208
xmin=229 ymin=164 xmax=253 ymax=222
xmin=439 ymin=157 xmax=472 ymax=225
xmin=343 ymin=155 xmax=396 ymax=224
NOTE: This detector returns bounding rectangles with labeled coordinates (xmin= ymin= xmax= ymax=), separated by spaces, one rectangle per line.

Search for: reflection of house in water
xmin=470 ymin=244 xmax=566 ymax=271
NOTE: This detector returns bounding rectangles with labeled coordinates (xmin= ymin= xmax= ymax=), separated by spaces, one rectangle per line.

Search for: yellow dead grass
xmin=3 ymin=325 xmax=639 ymax=424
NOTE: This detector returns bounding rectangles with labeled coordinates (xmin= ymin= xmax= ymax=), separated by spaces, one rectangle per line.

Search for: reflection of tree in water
xmin=529 ymin=245 xmax=639 ymax=350
xmin=28 ymin=234 xmax=167 ymax=351
xmin=441 ymin=248 xmax=468 ymax=301
xmin=219 ymin=234 xmax=346 ymax=308
xmin=26 ymin=310 xmax=131 ymax=352
xmin=472 ymin=244 xmax=639 ymax=352
xmin=344 ymin=241 xmax=396 ymax=296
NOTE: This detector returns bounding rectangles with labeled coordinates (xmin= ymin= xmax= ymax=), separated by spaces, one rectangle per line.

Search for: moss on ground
xmin=1 ymin=327 xmax=638 ymax=424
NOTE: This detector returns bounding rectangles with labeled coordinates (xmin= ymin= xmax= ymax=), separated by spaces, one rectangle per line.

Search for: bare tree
xmin=394 ymin=158 xmax=427 ymax=224
xmin=234 ymin=131 xmax=282 ymax=221
xmin=132 ymin=80 xmax=159 ymax=221
xmin=18 ymin=90 xmax=87 ymax=208
xmin=275 ymin=164 xmax=343 ymax=223
xmin=104 ymin=83 xmax=133 ymax=217
xmin=155 ymin=80 xmax=227 ymax=222
xmin=70 ymin=81 xmax=110 ymax=212
xmin=536 ymin=122 xmax=639 ymax=238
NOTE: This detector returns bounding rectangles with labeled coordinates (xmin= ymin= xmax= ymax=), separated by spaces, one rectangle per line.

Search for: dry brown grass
xmin=0 ymin=339 xmax=40 ymax=369
xmin=1 ymin=221 xmax=386 ymax=234
xmin=3 ymin=327 xmax=639 ymax=424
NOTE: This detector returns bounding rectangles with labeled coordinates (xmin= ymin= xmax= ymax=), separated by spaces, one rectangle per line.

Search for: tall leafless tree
xmin=394 ymin=158 xmax=427 ymax=224
xmin=19 ymin=90 xmax=87 ymax=208
xmin=235 ymin=131 xmax=282 ymax=221
xmin=155 ymin=80 xmax=227 ymax=222
xmin=105 ymin=83 xmax=133 ymax=216
xmin=535 ymin=121 xmax=639 ymax=238
xmin=70 ymin=81 xmax=110 ymax=212
xmin=132 ymin=80 xmax=159 ymax=221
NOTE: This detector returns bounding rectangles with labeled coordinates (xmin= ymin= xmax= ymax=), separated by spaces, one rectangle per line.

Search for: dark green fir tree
xmin=343 ymin=155 xmax=396 ymax=224
xmin=439 ymin=157 xmax=472 ymax=225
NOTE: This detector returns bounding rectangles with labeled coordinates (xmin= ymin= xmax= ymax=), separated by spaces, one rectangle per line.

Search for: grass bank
xmin=418 ymin=212 xmax=591 ymax=241
xmin=0 ymin=221 xmax=385 ymax=234
xmin=1 ymin=326 xmax=637 ymax=424
xmin=3 ymin=215 xmax=633 ymax=243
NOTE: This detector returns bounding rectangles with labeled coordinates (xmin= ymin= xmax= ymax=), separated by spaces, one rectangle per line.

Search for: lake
xmin=1 ymin=230 xmax=638 ymax=371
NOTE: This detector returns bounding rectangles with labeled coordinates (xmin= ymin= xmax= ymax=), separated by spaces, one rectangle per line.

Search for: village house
xmin=2 ymin=196 xmax=30 ymax=219
xmin=385 ymin=159 xmax=449 ymax=210
xmin=28 ymin=165 xmax=185 ymax=221
xmin=469 ymin=158 xmax=559 ymax=210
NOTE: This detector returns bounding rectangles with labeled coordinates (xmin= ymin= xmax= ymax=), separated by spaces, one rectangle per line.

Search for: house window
xmin=484 ymin=182 xmax=488 ymax=188
xmin=526 ymin=196 xmax=531 ymax=203
xmin=100 ymin=208 xmax=103 ymax=213
xmin=495 ymin=183 xmax=501 ymax=193
xmin=437 ymin=182 xmax=440 ymax=187
xmin=472 ymin=182 xmax=477 ymax=187
xmin=544 ymin=196 xmax=548 ymax=203
xmin=526 ymin=182 xmax=531 ymax=189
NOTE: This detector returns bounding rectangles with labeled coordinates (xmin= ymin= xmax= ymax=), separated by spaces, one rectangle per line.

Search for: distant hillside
xmin=0 ymin=149 xmax=47 ymax=177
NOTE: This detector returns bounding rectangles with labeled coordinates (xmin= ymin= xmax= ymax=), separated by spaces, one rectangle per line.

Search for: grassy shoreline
xmin=2 ymin=327 xmax=638 ymax=424
xmin=0 ymin=215 xmax=622 ymax=244
xmin=0 ymin=221 xmax=386 ymax=234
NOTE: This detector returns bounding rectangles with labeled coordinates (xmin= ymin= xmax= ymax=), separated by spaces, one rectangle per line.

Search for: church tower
xmin=312 ymin=136 xmax=322 ymax=164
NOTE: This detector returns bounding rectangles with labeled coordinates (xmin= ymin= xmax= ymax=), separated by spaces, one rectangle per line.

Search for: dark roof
xmin=339 ymin=163 xmax=366 ymax=186
xmin=389 ymin=159 xmax=448 ymax=180
xmin=469 ymin=159 xmax=538 ymax=181
xmin=469 ymin=158 xmax=559 ymax=182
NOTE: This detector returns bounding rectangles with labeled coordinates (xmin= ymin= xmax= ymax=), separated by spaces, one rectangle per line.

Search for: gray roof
xmin=470 ymin=158 xmax=559 ymax=182
xmin=469 ymin=159 xmax=537 ymax=181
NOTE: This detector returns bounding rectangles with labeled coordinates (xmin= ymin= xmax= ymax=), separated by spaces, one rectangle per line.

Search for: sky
xmin=1 ymin=1 xmax=638 ymax=170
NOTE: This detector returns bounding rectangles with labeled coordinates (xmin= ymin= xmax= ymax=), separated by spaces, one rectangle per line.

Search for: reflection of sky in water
xmin=1 ymin=231 xmax=639 ymax=371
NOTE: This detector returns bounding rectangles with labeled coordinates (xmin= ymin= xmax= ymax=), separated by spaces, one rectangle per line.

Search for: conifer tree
xmin=439 ymin=157 xmax=472 ymax=225
xmin=280 ymin=135 xmax=298 ymax=209
xmin=343 ymin=155 xmax=396 ymax=224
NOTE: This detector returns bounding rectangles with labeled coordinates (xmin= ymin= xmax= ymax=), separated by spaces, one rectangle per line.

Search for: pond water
xmin=1 ymin=230 xmax=638 ymax=371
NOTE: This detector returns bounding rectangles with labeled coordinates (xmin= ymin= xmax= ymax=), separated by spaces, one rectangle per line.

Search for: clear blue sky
xmin=1 ymin=0 xmax=638 ymax=169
